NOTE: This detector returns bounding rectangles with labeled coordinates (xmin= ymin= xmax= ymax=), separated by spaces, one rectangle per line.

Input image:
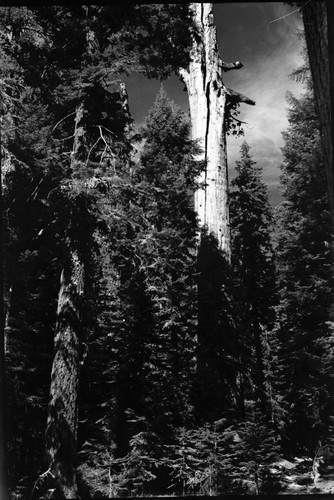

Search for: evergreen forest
xmin=1 ymin=4 xmax=334 ymax=498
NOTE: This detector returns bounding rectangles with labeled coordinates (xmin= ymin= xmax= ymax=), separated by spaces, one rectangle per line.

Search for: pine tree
xmin=70 ymin=89 xmax=200 ymax=497
xmin=229 ymin=141 xmax=277 ymax=421
xmin=138 ymin=87 xmax=200 ymax=422
xmin=275 ymin=83 xmax=334 ymax=455
xmin=1 ymin=17 xmax=64 ymax=489
xmin=102 ymin=89 xmax=201 ymax=496
xmin=1 ymin=5 xmax=195 ymax=496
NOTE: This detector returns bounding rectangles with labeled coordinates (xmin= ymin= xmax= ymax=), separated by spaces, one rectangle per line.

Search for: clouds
xmin=217 ymin=2 xmax=306 ymax=204
xmin=124 ymin=3 xmax=306 ymax=206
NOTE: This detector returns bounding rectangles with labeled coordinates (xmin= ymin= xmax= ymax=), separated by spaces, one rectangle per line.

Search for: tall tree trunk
xmin=2 ymin=149 xmax=17 ymax=356
xmin=45 ymin=101 xmax=87 ymax=498
xmin=179 ymin=3 xmax=230 ymax=255
xmin=0 ymin=160 xmax=9 ymax=500
xmin=45 ymin=245 xmax=84 ymax=498
xmin=45 ymin=83 xmax=130 ymax=497
xmin=302 ymin=0 xmax=334 ymax=227
xmin=179 ymin=3 xmax=254 ymax=255
xmin=180 ymin=2 xmax=254 ymax=420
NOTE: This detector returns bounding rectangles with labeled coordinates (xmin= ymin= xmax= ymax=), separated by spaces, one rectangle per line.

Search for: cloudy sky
xmin=124 ymin=2 xmax=306 ymax=205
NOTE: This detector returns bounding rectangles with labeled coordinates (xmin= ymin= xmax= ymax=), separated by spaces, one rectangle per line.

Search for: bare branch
xmin=220 ymin=61 xmax=243 ymax=71
xmin=97 ymin=124 xmax=116 ymax=137
xmin=226 ymin=88 xmax=255 ymax=106
xmin=97 ymin=126 xmax=117 ymax=173
xmin=230 ymin=115 xmax=248 ymax=125
xmin=85 ymin=137 xmax=102 ymax=166
xmin=52 ymin=111 xmax=76 ymax=132
xmin=84 ymin=126 xmax=116 ymax=172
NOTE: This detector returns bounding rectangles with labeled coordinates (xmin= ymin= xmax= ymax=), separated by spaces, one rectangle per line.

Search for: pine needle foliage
xmin=230 ymin=141 xmax=277 ymax=421
xmin=76 ymin=89 xmax=201 ymax=496
xmin=275 ymin=84 xmax=334 ymax=454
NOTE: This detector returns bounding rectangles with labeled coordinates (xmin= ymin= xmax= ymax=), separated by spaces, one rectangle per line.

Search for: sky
xmin=124 ymin=2 xmax=306 ymax=206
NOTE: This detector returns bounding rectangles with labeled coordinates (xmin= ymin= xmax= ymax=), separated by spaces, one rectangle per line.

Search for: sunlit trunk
xmin=180 ymin=3 xmax=230 ymax=257
xmin=180 ymin=2 xmax=254 ymax=420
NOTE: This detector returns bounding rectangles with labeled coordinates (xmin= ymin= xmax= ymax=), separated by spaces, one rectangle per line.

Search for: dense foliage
xmin=275 ymin=85 xmax=334 ymax=455
xmin=230 ymin=141 xmax=277 ymax=421
xmin=1 ymin=5 xmax=334 ymax=498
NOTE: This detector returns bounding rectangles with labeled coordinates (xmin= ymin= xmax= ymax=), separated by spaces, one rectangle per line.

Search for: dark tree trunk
xmin=253 ymin=317 xmax=270 ymax=419
xmin=45 ymin=245 xmax=84 ymax=498
xmin=303 ymin=0 xmax=334 ymax=226
xmin=45 ymin=102 xmax=87 ymax=498
xmin=0 ymin=175 xmax=9 ymax=500
xmin=44 ymin=83 xmax=130 ymax=496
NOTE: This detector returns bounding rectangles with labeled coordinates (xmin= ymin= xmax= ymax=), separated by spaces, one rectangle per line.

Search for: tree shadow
xmin=196 ymin=230 xmax=238 ymax=422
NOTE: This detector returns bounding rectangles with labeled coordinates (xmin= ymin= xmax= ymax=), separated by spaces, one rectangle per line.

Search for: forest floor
xmin=270 ymin=457 xmax=334 ymax=495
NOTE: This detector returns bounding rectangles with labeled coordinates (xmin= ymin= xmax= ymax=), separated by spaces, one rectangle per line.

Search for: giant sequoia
xmin=179 ymin=2 xmax=255 ymax=255
xmin=180 ymin=3 xmax=255 ymax=421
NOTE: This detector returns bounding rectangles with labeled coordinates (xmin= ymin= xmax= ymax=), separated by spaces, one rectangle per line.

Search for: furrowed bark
xmin=45 ymin=83 xmax=129 ymax=497
xmin=45 ymin=101 xmax=87 ymax=499
xmin=0 ymin=135 xmax=9 ymax=500
xmin=45 ymin=248 xmax=83 ymax=498
xmin=302 ymin=0 xmax=334 ymax=226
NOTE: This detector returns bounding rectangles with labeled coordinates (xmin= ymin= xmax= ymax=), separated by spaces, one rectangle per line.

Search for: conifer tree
xmin=230 ymin=141 xmax=276 ymax=420
xmin=100 ymin=89 xmax=201 ymax=496
xmin=275 ymin=84 xmax=334 ymax=454
xmin=1 ymin=16 xmax=64 ymax=489
xmin=138 ymin=87 xmax=200 ymax=423
xmin=1 ymin=5 xmax=195 ymax=496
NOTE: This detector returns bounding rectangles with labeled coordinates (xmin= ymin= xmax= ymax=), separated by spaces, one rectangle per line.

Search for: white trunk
xmin=180 ymin=3 xmax=230 ymax=256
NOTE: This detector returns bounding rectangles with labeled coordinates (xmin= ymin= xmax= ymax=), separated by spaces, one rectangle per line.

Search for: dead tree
xmin=180 ymin=3 xmax=255 ymax=420
xmin=179 ymin=2 xmax=255 ymax=257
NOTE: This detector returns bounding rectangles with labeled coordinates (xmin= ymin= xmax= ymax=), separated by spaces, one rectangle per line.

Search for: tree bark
xmin=45 ymin=245 xmax=83 ymax=498
xmin=45 ymin=83 xmax=129 ymax=497
xmin=45 ymin=101 xmax=87 ymax=498
xmin=180 ymin=3 xmax=230 ymax=255
xmin=180 ymin=3 xmax=255 ymax=420
xmin=0 ymin=103 xmax=9 ymax=500
xmin=0 ymin=150 xmax=9 ymax=500
xmin=179 ymin=3 xmax=256 ymax=257
xmin=302 ymin=0 xmax=334 ymax=227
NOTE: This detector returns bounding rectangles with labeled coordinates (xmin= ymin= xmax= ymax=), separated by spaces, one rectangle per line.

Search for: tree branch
xmin=52 ymin=111 xmax=76 ymax=132
xmin=230 ymin=115 xmax=248 ymax=125
xmin=226 ymin=88 xmax=255 ymax=106
xmin=220 ymin=60 xmax=243 ymax=71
